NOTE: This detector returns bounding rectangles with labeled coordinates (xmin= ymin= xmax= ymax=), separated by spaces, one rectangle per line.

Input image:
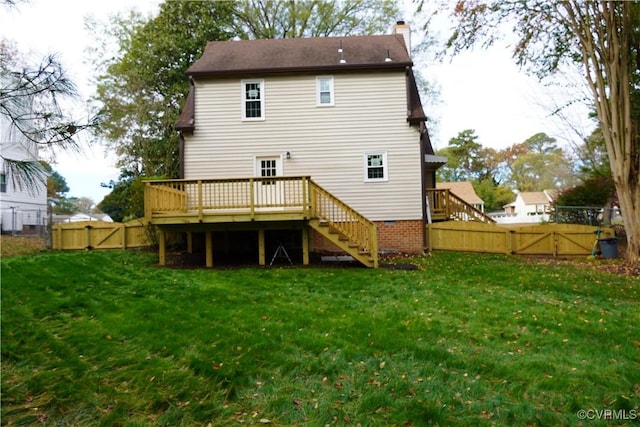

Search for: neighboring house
xmin=0 ymin=74 xmax=48 ymax=234
xmin=52 ymin=213 xmax=114 ymax=224
xmin=436 ymin=181 xmax=485 ymax=212
xmin=495 ymin=190 xmax=556 ymax=224
xmin=146 ymin=22 xmax=458 ymax=267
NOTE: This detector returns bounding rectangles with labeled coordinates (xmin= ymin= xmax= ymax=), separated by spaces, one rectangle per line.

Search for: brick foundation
xmin=374 ymin=219 xmax=424 ymax=253
xmin=311 ymin=219 xmax=424 ymax=255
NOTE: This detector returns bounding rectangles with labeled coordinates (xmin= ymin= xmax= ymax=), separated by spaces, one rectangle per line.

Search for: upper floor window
xmin=316 ymin=76 xmax=334 ymax=106
xmin=0 ymin=174 xmax=6 ymax=193
xmin=364 ymin=152 xmax=388 ymax=182
xmin=242 ymin=79 xmax=265 ymax=120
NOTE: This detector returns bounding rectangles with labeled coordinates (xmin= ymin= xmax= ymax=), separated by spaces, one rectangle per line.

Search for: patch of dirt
xmin=1 ymin=236 xmax=46 ymax=257
xmin=524 ymin=256 xmax=640 ymax=277
xmin=593 ymin=262 xmax=640 ymax=277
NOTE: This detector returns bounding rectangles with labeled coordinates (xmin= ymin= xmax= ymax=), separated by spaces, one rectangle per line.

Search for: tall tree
xmin=232 ymin=0 xmax=400 ymax=39
xmin=92 ymin=1 xmax=237 ymax=180
xmin=574 ymin=126 xmax=611 ymax=179
xmin=443 ymin=1 xmax=640 ymax=262
xmin=447 ymin=129 xmax=483 ymax=180
xmin=507 ymin=133 xmax=576 ymax=192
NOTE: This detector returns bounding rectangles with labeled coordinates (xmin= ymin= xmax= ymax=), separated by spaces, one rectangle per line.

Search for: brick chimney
xmin=391 ymin=20 xmax=411 ymax=56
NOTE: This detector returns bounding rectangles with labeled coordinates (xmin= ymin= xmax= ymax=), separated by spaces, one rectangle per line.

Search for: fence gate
xmin=428 ymin=222 xmax=613 ymax=257
xmin=52 ymin=220 xmax=151 ymax=250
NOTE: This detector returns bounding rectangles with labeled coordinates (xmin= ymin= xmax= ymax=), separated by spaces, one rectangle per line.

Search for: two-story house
xmin=145 ymin=22 xmax=448 ymax=267
xmin=497 ymin=190 xmax=557 ymax=224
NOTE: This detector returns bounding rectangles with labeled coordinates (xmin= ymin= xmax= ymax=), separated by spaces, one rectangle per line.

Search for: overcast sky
xmin=1 ymin=0 xmax=594 ymax=202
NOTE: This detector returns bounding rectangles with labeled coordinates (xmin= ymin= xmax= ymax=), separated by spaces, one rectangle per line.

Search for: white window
xmin=364 ymin=152 xmax=388 ymax=182
xmin=316 ymin=76 xmax=334 ymax=106
xmin=242 ymin=79 xmax=265 ymax=120
xmin=260 ymin=159 xmax=277 ymax=178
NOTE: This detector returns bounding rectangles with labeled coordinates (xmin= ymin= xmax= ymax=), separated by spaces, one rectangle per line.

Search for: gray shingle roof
xmin=187 ymin=35 xmax=412 ymax=77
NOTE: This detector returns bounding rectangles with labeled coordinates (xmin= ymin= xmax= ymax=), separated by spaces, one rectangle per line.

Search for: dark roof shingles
xmin=187 ymin=35 xmax=412 ymax=76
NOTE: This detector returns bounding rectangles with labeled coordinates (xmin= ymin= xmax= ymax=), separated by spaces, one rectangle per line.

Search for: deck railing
xmin=144 ymin=176 xmax=311 ymax=220
xmin=426 ymin=189 xmax=496 ymax=224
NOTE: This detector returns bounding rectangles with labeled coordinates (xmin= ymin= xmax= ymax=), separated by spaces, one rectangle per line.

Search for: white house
xmin=52 ymin=213 xmax=114 ymax=224
xmin=494 ymin=190 xmax=557 ymax=224
xmin=0 ymin=73 xmax=48 ymax=234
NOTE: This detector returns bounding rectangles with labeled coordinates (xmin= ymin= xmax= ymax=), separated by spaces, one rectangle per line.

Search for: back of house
xmin=175 ymin=22 xmax=435 ymax=254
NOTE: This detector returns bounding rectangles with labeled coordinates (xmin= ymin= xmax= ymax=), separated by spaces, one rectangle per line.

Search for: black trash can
xmin=598 ymin=238 xmax=618 ymax=258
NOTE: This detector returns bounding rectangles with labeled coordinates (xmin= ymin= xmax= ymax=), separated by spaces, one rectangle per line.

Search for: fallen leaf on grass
xmin=480 ymin=410 xmax=494 ymax=419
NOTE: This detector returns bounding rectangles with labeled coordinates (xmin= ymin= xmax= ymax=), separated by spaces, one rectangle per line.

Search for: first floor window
xmin=260 ymin=159 xmax=277 ymax=178
xmin=257 ymin=157 xmax=280 ymax=185
xmin=242 ymin=80 xmax=265 ymax=120
xmin=0 ymin=174 xmax=6 ymax=193
xmin=364 ymin=152 xmax=388 ymax=182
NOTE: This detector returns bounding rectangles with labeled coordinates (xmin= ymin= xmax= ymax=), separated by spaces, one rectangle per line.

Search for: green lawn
xmin=2 ymin=250 xmax=638 ymax=426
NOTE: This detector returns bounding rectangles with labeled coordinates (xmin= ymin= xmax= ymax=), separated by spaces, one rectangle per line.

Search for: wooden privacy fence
xmin=427 ymin=222 xmax=615 ymax=256
xmin=52 ymin=220 xmax=152 ymax=250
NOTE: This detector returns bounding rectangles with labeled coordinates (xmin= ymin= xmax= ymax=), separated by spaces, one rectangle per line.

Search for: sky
xmin=1 ymin=0 xmax=594 ymax=203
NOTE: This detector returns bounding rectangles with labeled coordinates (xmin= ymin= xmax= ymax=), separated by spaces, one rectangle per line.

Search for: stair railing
xmin=309 ymin=180 xmax=378 ymax=256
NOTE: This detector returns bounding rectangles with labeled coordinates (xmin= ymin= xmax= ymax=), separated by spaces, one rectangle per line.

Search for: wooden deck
xmin=143 ymin=178 xmax=494 ymax=268
xmin=144 ymin=176 xmax=378 ymax=268
xmin=144 ymin=176 xmax=312 ymax=224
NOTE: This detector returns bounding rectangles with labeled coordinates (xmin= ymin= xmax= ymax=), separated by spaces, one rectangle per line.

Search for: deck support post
xmin=158 ymin=229 xmax=166 ymax=266
xmin=302 ymin=226 xmax=309 ymax=265
xmin=186 ymin=232 xmax=193 ymax=254
xmin=205 ymin=231 xmax=213 ymax=268
xmin=258 ymin=229 xmax=266 ymax=265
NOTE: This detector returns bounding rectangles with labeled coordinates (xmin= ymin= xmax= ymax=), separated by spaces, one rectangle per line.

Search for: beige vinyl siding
xmin=184 ymin=72 xmax=422 ymax=221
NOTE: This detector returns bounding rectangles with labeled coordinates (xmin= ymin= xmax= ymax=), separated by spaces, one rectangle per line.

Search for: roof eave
xmin=407 ymin=116 xmax=428 ymax=125
xmin=186 ymin=61 xmax=414 ymax=78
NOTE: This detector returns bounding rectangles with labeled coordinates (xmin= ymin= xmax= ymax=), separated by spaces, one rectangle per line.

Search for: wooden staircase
xmin=308 ymin=181 xmax=378 ymax=268
xmin=426 ymin=189 xmax=496 ymax=224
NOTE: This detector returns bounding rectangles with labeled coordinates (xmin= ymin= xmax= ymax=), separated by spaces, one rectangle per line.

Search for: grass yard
xmin=2 ymin=250 xmax=639 ymax=426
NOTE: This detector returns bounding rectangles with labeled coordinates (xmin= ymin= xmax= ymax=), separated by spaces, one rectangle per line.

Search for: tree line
xmin=436 ymin=127 xmax=615 ymax=214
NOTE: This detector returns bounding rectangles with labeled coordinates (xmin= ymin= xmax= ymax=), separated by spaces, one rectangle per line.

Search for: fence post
xmin=505 ymin=229 xmax=514 ymax=255
xmin=85 ymin=224 xmax=93 ymax=250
